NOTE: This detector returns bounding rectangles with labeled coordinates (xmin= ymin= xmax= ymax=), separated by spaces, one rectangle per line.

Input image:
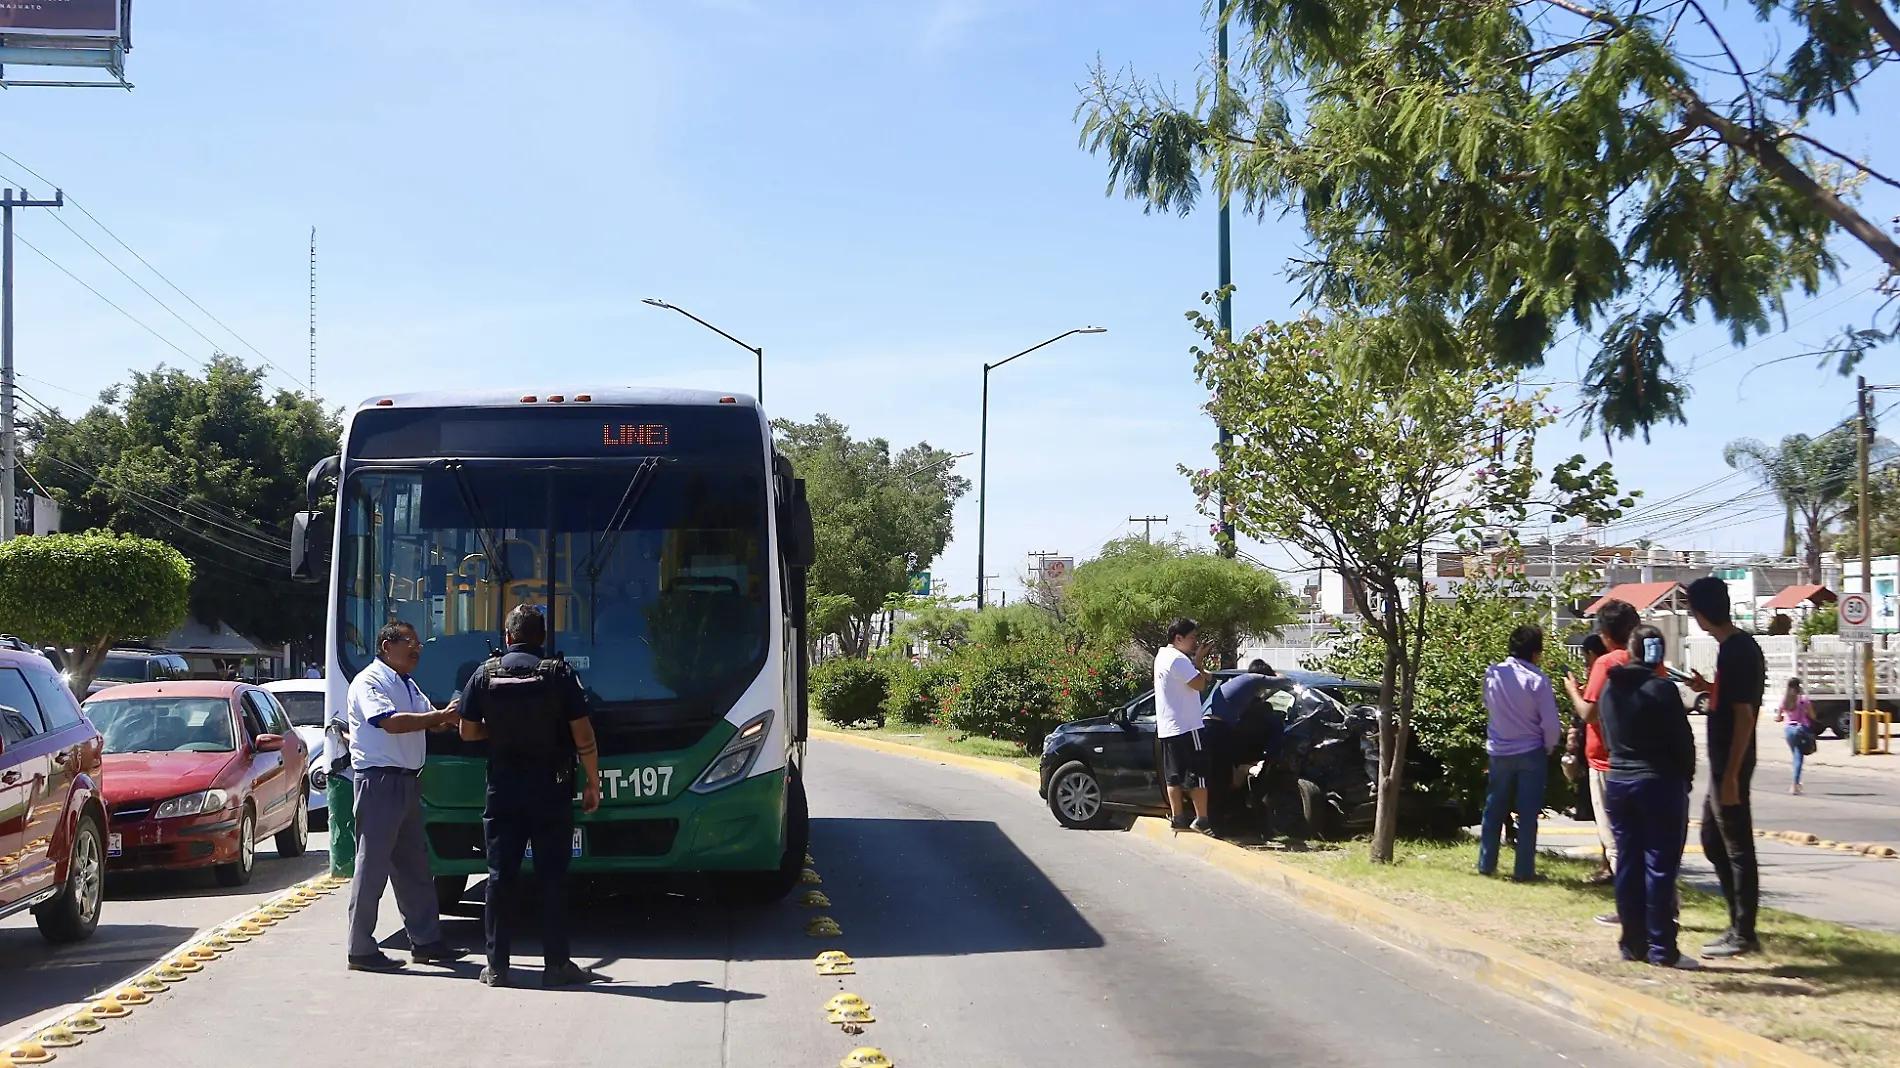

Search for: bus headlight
xmin=690 ymin=710 xmax=773 ymax=794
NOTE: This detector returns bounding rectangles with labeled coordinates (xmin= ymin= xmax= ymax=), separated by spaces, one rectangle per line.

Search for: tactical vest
xmin=478 ymin=655 xmax=574 ymax=767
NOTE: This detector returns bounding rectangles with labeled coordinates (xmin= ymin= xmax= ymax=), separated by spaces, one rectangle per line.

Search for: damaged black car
xmin=1037 ymin=669 xmax=1451 ymax=839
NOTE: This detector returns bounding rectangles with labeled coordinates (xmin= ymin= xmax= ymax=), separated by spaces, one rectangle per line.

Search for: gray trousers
xmin=348 ymin=768 xmax=441 ymax=957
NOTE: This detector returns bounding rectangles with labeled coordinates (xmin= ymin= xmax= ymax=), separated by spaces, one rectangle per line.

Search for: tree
xmin=1725 ymin=426 xmax=1864 ymax=581
xmin=1835 ymin=464 xmax=1900 ymax=557
xmin=1079 ymin=1 xmax=1900 ymax=441
xmin=1064 ymin=535 xmax=1297 ymax=655
xmin=1318 ymin=575 xmax=1584 ymax=822
xmin=23 ymin=357 xmax=340 ymax=660
xmin=0 ymin=532 xmax=192 ymax=697
xmin=774 ymin=415 xmax=971 ymax=657
xmin=1186 ymin=311 xmax=1630 ymax=861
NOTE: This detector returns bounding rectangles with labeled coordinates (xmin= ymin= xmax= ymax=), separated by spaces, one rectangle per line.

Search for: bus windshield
xmin=336 ymin=462 xmax=770 ymax=717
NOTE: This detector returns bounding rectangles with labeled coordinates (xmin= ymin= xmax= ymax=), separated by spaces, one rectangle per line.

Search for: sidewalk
xmin=1534 ymin=814 xmax=1900 ymax=935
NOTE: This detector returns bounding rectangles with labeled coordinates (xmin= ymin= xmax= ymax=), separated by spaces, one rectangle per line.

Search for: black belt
xmin=361 ymin=766 xmax=421 ymax=777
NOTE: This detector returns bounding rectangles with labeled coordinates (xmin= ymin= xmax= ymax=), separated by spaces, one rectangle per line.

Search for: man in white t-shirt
xmin=1154 ymin=617 xmax=1215 ymax=834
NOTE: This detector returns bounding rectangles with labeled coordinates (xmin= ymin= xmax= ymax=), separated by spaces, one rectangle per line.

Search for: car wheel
xmin=1047 ymin=760 xmax=1112 ymax=829
xmin=216 ymin=808 xmax=257 ymax=887
xmin=715 ymin=769 xmax=810 ymax=905
xmin=35 ymin=812 xmax=104 ymax=944
xmin=1834 ymin=713 xmax=1855 ymax=740
xmin=276 ymin=796 xmax=309 ymax=858
xmin=435 ymin=875 xmax=468 ymax=912
xmin=1298 ymin=778 xmax=1338 ymax=841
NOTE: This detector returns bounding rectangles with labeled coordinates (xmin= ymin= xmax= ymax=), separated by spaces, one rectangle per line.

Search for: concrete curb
xmin=812 ymin=729 xmax=1835 ymax=1068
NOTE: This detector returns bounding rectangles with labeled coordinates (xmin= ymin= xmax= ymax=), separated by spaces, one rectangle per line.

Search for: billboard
xmin=0 ymin=0 xmax=124 ymax=36
xmin=1040 ymin=557 xmax=1074 ymax=588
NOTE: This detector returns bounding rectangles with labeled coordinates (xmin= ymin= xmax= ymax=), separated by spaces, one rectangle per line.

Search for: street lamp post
xmin=641 ymin=299 xmax=765 ymax=403
xmin=976 ymin=327 xmax=1105 ymax=609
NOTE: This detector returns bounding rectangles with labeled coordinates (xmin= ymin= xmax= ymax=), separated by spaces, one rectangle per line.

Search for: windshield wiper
xmin=577 ymin=458 xmax=661 ymax=643
xmin=445 ymin=461 xmax=513 ymax=628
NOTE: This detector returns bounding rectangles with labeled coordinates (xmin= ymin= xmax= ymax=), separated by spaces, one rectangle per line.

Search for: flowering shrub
xmin=945 ymin=644 xmax=1063 ymax=748
xmin=811 ymin=658 xmax=889 ymax=727
xmin=885 ymin=659 xmax=960 ymax=726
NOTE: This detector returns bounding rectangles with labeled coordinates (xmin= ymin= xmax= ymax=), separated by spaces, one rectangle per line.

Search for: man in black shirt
xmin=1685 ymin=577 xmax=1766 ymax=958
xmin=459 ymin=604 xmax=604 ymax=987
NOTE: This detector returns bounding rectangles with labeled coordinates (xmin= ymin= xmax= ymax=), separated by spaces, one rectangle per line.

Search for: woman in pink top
xmin=1776 ymin=678 xmax=1814 ymax=795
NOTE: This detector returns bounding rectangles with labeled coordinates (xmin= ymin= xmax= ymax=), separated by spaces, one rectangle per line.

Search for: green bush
xmin=946 ymin=645 xmax=1063 ymax=748
xmin=1314 ymin=577 xmax=1581 ymax=821
xmin=886 ymin=658 xmax=959 ymax=726
xmin=811 ymin=658 xmax=889 ymax=727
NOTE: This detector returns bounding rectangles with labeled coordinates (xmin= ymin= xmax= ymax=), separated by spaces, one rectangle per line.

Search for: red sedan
xmin=83 ymin=682 xmax=310 ymax=885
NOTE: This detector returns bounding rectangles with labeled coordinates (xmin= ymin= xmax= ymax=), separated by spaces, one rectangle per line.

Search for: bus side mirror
xmin=787 ymin=479 xmax=816 ymax=569
xmin=291 ymin=511 xmax=324 ymax=583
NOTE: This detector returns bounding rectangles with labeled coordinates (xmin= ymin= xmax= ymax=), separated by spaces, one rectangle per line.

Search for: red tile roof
xmin=1762 ymin=584 xmax=1836 ymax=611
xmin=1584 ymin=581 xmax=1685 ymax=615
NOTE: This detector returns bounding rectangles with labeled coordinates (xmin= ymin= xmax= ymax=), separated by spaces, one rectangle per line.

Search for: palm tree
xmin=1725 ymin=426 xmax=1865 ymax=584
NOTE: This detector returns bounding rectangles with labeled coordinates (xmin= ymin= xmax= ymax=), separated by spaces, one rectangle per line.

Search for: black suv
xmin=1038 ymin=669 xmax=1442 ymax=839
xmin=86 ymin=648 xmax=193 ymax=696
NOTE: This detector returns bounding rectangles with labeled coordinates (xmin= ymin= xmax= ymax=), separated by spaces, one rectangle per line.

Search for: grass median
xmin=1268 ymin=836 xmax=1900 ymax=1068
xmin=817 ymin=722 xmax=1040 ymax=770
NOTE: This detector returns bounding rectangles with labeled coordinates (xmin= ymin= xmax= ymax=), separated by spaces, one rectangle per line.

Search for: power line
xmin=0 ymin=148 xmax=304 ymax=389
xmin=34 ymin=454 xmax=289 ymax=567
xmin=16 ymin=388 xmax=292 ymax=549
xmin=13 ymin=233 xmax=205 ymax=366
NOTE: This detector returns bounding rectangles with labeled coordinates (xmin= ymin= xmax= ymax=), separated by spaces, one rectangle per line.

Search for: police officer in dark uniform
xmin=458 ymin=604 xmax=604 ymax=988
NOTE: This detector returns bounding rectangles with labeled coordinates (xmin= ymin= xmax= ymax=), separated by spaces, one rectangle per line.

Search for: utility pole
xmin=982 ymin=575 xmax=1001 ymax=609
xmin=1859 ymin=376 xmax=1877 ymax=754
xmin=1214 ymin=4 xmax=1236 ymax=561
xmin=1129 ymin=515 xmax=1168 ymax=543
xmin=1547 ymin=520 xmax=1559 ymax=635
xmin=1 ymin=187 xmax=63 ymax=544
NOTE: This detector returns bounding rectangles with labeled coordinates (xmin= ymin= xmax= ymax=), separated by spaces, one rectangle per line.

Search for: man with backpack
xmin=458 ymin=604 xmax=605 ymax=988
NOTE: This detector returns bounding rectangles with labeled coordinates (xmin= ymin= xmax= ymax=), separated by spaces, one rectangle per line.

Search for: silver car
xmin=264 ymin=678 xmax=338 ymax=828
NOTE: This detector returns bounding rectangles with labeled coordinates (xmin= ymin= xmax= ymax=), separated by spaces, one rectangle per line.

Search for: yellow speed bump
xmin=34 ymin=1027 xmax=80 ymax=1050
xmin=60 ymin=1015 xmax=102 ymax=1037
xmin=839 ymin=1050 xmax=892 ymax=1068
xmin=184 ymin=945 xmax=220 ymax=961
xmin=149 ymin=966 xmax=188 ymax=983
xmin=109 ymin=986 xmax=149 ymax=1005
xmin=806 ymin=917 xmax=842 ymax=937
xmin=825 ymin=993 xmax=868 ymax=1013
xmin=814 ymin=950 xmax=856 ymax=975
xmin=85 ymin=1000 xmax=129 ymax=1019
xmin=827 ymin=1005 xmax=876 ymax=1026
xmin=800 ymin=869 xmax=823 ymax=884
xmin=166 ymin=956 xmax=204 ymax=972
xmin=2 ymin=1040 xmax=55 ymax=1064
xmin=804 ymin=854 xmax=816 ymax=866
xmin=223 ymin=924 xmax=259 ymax=940
xmin=799 ymin=890 xmax=831 ymax=909
xmin=818 ymin=960 xmax=857 ymax=975
xmin=129 ymin=976 xmax=167 ymax=994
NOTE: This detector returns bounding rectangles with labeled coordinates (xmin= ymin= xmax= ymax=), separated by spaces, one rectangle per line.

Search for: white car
xmin=264 ymin=678 xmax=338 ymax=829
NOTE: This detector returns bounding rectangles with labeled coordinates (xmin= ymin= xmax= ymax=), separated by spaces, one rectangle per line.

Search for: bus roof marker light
xmin=575 ymin=393 xmax=592 ymax=402
xmin=719 ymin=396 xmax=737 ymax=404
xmin=375 ymin=398 xmax=393 ymax=406
xmin=547 ymin=394 xmax=564 ymax=403
xmin=520 ymin=395 xmax=537 ymax=403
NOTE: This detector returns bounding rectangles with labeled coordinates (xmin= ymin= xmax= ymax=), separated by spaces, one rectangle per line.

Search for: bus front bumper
xmin=421 ymin=769 xmax=787 ymax=876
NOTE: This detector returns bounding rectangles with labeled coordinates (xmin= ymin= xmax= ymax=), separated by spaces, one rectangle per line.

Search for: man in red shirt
xmin=1566 ymin=599 xmax=1640 ymax=912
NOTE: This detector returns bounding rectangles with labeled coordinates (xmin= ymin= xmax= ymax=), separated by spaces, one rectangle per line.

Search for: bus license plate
xmin=108 ymin=833 xmax=122 ymax=857
xmin=524 ymin=828 xmax=583 ymax=859
xmin=603 ymin=765 xmax=674 ymax=800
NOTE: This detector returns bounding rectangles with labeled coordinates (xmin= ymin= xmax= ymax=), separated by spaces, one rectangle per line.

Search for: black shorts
xmin=1162 ymin=729 xmax=1209 ymax=789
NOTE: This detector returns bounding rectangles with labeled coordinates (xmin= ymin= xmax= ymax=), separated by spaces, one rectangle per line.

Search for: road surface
xmin=3 ymin=741 xmax=1661 ymax=1067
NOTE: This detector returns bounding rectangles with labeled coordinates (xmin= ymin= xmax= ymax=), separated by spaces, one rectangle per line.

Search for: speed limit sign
xmin=1840 ymin=592 xmax=1873 ymax=643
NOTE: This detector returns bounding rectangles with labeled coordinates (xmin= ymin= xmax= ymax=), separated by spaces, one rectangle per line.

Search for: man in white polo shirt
xmin=345 ymin=620 xmax=465 ymax=972
xmin=1155 ymin=617 xmax=1215 ymax=835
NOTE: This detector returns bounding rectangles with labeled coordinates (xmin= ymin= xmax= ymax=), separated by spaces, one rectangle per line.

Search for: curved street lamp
xmin=976 ymin=327 xmax=1106 ymax=609
xmin=641 ymin=298 xmax=765 ymax=403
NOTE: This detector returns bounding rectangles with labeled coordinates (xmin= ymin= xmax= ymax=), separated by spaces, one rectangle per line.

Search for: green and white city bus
xmin=291 ymin=387 xmax=815 ymax=906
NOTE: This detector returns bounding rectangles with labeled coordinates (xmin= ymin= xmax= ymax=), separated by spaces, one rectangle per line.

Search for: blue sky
xmin=1 ymin=1 xmax=1895 ymax=603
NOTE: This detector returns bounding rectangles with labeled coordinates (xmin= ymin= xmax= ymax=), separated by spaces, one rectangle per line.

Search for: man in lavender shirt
xmin=1477 ymin=625 xmax=1563 ymax=881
